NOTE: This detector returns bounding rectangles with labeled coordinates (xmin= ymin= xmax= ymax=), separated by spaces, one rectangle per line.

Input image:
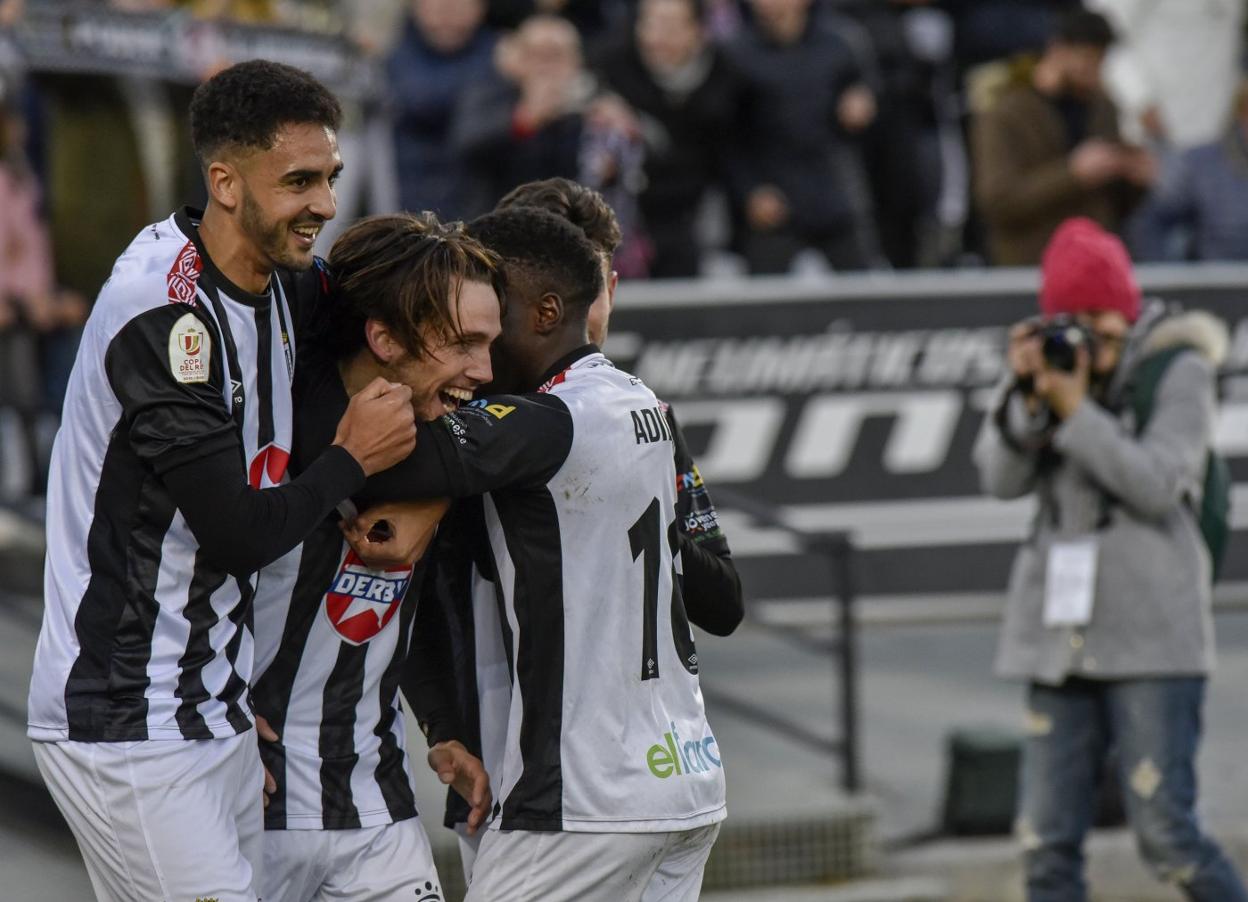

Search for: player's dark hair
xmin=468 ymin=207 xmax=604 ymax=318
xmin=319 ymin=212 xmax=503 ymax=363
xmin=496 ymin=178 xmax=623 ymax=259
xmin=189 ymin=60 xmax=342 ymax=165
xmin=1052 ymin=10 xmax=1115 ymax=49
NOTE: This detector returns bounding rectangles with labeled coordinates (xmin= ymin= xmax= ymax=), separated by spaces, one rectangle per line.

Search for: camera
xmin=1038 ymin=316 xmax=1097 ymax=372
xmin=1016 ymin=316 xmax=1097 ymax=394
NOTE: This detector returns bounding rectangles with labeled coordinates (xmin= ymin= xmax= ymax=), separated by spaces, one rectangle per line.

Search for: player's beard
xmin=239 ymin=186 xmax=315 ymax=272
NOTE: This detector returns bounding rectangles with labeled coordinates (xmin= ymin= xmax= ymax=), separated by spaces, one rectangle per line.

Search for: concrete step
xmin=892 ymin=824 xmax=1248 ymax=902
xmin=704 ymin=876 xmax=948 ymax=901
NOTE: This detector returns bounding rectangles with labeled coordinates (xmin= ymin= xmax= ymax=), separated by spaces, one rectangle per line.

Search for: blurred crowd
xmin=2 ymin=0 xmax=1248 ymax=500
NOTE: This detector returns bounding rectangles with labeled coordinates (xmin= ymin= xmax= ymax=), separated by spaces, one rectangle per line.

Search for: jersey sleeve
xmin=667 ymin=404 xmax=731 ymax=557
xmin=104 ymin=303 xmax=237 ymax=474
xmin=353 ymin=394 xmax=575 ymax=508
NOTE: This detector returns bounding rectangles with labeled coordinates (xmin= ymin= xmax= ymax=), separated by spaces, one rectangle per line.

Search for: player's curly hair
xmin=317 ymin=212 xmax=504 ymax=363
xmin=496 ymin=178 xmax=622 ymax=260
xmin=468 ymin=207 xmax=604 ymax=317
xmin=189 ymin=60 xmax=342 ymax=164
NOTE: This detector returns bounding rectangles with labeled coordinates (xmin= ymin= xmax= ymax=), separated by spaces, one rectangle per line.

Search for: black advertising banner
xmin=605 ymin=268 xmax=1248 ymax=605
xmin=1 ymin=4 xmax=380 ymax=102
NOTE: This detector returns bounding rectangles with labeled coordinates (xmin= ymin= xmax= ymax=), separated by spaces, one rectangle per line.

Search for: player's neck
xmin=526 ymin=333 xmax=593 ymax=390
xmin=198 ymin=204 xmax=273 ymax=295
xmin=339 ymin=348 xmax=388 ymax=398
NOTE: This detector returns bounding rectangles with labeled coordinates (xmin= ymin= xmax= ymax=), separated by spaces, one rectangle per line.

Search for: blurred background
xmin=3 ymin=1 xmax=1248 ymax=899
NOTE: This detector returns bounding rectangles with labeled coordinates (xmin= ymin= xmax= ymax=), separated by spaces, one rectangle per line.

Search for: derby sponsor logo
xmin=645 ymin=721 xmax=721 ymax=780
xmin=324 ymin=550 xmax=412 ymax=645
xmin=169 ymin=312 xmax=210 ymax=384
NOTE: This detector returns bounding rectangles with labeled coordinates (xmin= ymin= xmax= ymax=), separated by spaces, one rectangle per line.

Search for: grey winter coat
xmin=975 ymin=304 xmax=1229 ymax=684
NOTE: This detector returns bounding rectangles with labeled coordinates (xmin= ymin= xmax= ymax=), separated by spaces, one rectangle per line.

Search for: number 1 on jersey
xmin=629 ymin=497 xmax=699 ymax=682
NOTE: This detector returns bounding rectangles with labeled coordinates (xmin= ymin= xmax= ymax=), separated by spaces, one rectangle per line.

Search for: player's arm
xmin=401 ymin=562 xmax=492 ymax=834
xmin=350 ymin=394 xmax=575 ymax=508
xmin=666 ymin=405 xmax=745 ymax=637
xmin=109 ymin=305 xmax=414 ymax=578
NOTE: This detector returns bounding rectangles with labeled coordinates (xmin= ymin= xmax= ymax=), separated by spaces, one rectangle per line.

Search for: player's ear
xmin=533 ymin=292 xmax=563 ymax=335
xmin=206 ymin=161 xmax=240 ymax=212
xmin=364 ymin=318 xmax=403 ymax=363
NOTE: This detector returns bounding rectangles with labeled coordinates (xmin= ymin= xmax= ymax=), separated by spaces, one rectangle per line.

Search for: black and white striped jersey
xmin=28 ymin=209 xmax=307 ymax=743
xmin=428 ymin=402 xmax=736 ymax=831
xmin=327 ymin=348 xmax=727 ymax=834
xmin=252 ymin=517 xmax=429 ymax=831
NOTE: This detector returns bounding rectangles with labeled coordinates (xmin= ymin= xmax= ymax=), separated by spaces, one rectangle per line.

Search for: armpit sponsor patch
xmin=169 ymin=312 xmax=211 ymax=384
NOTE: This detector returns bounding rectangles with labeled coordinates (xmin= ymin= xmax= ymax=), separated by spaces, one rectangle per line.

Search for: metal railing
xmin=702 ymin=487 xmax=861 ymax=793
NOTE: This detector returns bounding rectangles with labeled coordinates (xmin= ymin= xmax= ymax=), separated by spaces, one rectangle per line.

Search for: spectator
xmin=595 ymin=0 xmax=748 ymax=277
xmin=454 ymin=14 xmax=644 ymax=228
xmin=975 ymin=217 xmax=1247 ymax=902
xmin=727 ymin=0 xmax=880 ymax=274
xmin=971 ymin=10 xmax=1153 ymax=266
xmin=0 ymin=84 xmax=87 ymax=496
xmin=485 ymin=0 xmax=617 ymax=39
xmin=1088 ymin=0 xmax=1243 ymax=150
xmin=838 ymin=0 xmax=958 ymax=268
xmin=388 ymin=0 xmax=497 ymax=218
xmin=1130 ymin=81 xmax=1248 ymax=262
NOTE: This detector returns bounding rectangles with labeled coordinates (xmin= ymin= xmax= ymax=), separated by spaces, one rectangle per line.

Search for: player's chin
xmin=279 ymin=238 xmax=318 ymax=270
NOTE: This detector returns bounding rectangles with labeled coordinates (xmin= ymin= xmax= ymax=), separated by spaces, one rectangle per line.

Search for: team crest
xmin=324 ymin=550 xmax=413 ymax=645
xmin=169 ymin=312 xmax=211 ymax=384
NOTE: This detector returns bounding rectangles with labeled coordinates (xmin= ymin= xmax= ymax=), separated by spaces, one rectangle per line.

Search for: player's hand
xmin=428 ymin=741 xmax=492 ymax=836
xmin=256 ymin=714 xmax=280 ymax=808
xmin=333 ymin=378 xmax=417 ymax=476
xmin=340 ymin=499 xmax=451 ymax=568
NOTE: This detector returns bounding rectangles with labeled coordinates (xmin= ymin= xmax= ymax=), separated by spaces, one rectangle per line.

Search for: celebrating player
xmin=413 ymin=178 xmax=742 ymax=881
xmin=26 ymin=61 xmax=416 ymax=902
xmin=251 ymin=214 xmax=501 ymax=902
xmin=336 ymin=206 xmax=726 ymax=901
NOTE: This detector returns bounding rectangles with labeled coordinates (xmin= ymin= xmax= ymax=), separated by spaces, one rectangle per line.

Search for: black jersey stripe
xmin=253 ymin=303 xmax=275 ymax=451
xmin=215 ymin=576 xmax=255 ymax=735
xmin=65 ymin=428 xmax=176 ymax=741
xmin=173 ymin=555 xmax=231 ymax=739
xmin=374 ymin=583 xmax=421 ymax=823
xmin=496 ymin=487 xmax=565 ymax=830
xmin=256 ymin=534 xmax=334 ymax=829
xmin=319 ymin=642 xmax=368 ymax=829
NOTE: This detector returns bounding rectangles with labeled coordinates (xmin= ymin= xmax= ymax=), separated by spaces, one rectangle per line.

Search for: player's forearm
xmin=679 ymin=533 xmax=745 ymax=636
xmin=164 ymin=444 xmax=364 ymax=577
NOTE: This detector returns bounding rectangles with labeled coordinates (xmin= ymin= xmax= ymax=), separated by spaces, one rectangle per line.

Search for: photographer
xmin=974 ymin=216 xmax=1246 ymax=902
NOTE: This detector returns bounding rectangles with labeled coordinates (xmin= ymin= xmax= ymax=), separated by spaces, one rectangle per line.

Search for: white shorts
xmin=260 ymin=817 xmax=443 ymax=902
xmin=464 ymin=823 xmax=721 ymax=902
xmin=33 ymin=732 xmax=264 ymax=902
xmin=455 ymin=823 xmax=482 ymax=886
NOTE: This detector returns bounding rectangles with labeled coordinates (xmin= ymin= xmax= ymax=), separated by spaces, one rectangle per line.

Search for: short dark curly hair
xmin=189 ymin=60 xmax=342 ymax=165
xmin=495 ymin=178 xmax=622 ymax=259
xmin=468 ymin=207 xmax=603 ymax=317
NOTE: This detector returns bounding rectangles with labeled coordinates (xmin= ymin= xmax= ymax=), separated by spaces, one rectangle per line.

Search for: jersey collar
xmin=175 ymin=207 xmax=274 ymax=308
xmin=537 ymin=344 xmax=602 ymax=387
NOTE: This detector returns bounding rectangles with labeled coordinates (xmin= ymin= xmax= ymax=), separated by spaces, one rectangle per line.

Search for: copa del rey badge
xmin=324 ymin=550 xmax=413 ymax=645
xmin=169 ymin=312 xmax=210 ymax=384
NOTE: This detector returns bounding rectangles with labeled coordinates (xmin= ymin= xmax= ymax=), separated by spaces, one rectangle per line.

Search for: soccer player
xmin=26 ymin=61 xmax=416 ymax=902
xmin=336 ymin=206 xmax=726 ymax=901
xmin=417 ymin=177 xmax=742 ymax=881
xmin=495 ymin=177 xmax=743 ymax=636
xmin=251 ymin=214 xmax=500 ymax=902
